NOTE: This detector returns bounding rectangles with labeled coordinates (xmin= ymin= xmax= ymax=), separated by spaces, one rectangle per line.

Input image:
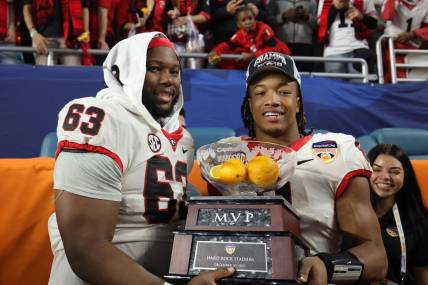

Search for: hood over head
xmin=96 ymin=32 xmax=183 ymax=132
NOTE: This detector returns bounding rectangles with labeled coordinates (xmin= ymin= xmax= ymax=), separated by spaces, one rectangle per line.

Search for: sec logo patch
xmin=148 ymin=134 xmax=162 ymax=153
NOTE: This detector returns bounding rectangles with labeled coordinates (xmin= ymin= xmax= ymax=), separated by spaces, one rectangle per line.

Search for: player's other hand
xmin=188 ymin=267 xmax=235 ymax=285
xmin=296 ymin=256 xmax=328 ymax=285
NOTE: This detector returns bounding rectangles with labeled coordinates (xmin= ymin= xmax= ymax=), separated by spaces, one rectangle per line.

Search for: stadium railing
xmin=0 ymin=46 xmax=373 ymax=82
xmin=376 ymin=34 xmax=428 ymax=84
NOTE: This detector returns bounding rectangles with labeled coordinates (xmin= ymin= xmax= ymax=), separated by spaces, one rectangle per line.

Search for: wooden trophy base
xmin=166 ymin=196 xmax=308 ymax=284
xmin=167 ymin=231 xmax=306 ymax=284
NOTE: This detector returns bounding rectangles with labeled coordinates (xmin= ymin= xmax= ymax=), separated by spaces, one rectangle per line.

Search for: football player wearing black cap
xmin=241 ymin=51 xmax=387 ymax=285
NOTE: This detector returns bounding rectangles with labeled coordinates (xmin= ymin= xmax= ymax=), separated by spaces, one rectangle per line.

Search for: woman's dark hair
xmin=240 ymin=76 xmax=306 ymax=138
xmin=367 ymin=144 xmax=428 ymax=234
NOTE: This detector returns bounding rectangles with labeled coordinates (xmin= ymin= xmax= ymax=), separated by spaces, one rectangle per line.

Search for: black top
xmin=21 ymin=0 xmax=88 ymax=38
xmin=379 ymin=208 xmax=428 ymax=284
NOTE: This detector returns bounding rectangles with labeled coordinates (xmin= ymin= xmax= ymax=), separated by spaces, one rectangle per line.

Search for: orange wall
xmin=0 ymin=158 xmax=55 ymax=285
xmin=411 ymin=160 xmax=428 ymax=209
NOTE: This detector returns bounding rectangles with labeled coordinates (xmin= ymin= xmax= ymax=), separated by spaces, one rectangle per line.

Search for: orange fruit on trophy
xmin=209 ymin=158 xmax=247 ymax=184
xmin=247 ymin=155 xmax=279 ymax=188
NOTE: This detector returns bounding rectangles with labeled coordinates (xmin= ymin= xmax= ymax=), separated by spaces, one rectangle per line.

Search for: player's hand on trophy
xmin=296 ymin=256 xmax=328 ymax=285
xmin=188 ymin=267 xmax=235 ymax=285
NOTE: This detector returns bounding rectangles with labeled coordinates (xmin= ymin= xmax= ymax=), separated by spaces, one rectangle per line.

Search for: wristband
xmin=316 ymin=251 xmax=363 ymax=284
xmin=30 ymin=28 xmax=38 ymax=38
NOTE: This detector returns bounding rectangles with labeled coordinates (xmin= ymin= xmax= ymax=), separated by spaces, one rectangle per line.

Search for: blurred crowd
xmin=0 ymin=0 xmax=428 ymax=80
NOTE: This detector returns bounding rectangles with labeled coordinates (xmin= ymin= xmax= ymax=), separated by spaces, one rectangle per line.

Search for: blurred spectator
xmin=208 ymin=5 xmax=290 ymax=69
xmin=318 ymin=0 xmax=378 ymax=75
xmin=16 ymin=0 xmax=35 ymax=64
xmin=97 ymin=0 xmax=126 ymax=50
xmin=0 ymin=0 xmax=21 ymax=64
xmin=87 ymin=0 xmax=102 ymax=50
xmin=267 ymin=0 xmax=317 ymax=72
xmin=210 ymin=0 xmax=267 ymax=45
xmin=22 ymin=0 xmax=90 ymax=65
xmin=118 ymin=0 xmax=166 ymax=38
xmin=166 ymin=0 xmax=211 ymax=68
xmin=382 ymin=0 xmax=428 ymax=82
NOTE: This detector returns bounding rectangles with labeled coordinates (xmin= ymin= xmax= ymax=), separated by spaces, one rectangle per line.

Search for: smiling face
xmin=248 ymin=71 xmax=300 ymax=143
xmin=370 ymin=154 xmax=405 ymax=200
xmin=142 ymin=46 xmax=181 ymax=120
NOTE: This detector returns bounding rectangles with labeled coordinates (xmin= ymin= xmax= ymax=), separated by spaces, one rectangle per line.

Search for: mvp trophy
xmin=165 ymin=141 xmax=309 ymax=284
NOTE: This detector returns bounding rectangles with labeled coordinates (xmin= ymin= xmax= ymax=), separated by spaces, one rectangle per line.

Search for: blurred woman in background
xmin=368 ymin=144 xmax=428 ymax=285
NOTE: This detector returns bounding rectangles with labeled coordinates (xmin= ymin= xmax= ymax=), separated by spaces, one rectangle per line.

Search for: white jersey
xmin=48 ymin=32 xmax=194 ymax=284
xmin=324 ymin=0 xmax=377 ymax=56
xmin=227 ymin=133 xmax=371 ymax=254
xmin=50 ymin=95 xmax=193 ymax=245
xmin=383 ymin=0 xmax=428 ymax=47
xmin=288 ymin=133 xmax=371 ymax=254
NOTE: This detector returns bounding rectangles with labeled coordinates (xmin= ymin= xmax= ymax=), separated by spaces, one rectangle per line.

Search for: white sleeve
xmin=335 ymin=134 xmax=372 ymax=197
xmin=340 ymin=135 xmax=371 ymax=174
xmin=54 ymin=151 xmax=122 ymax=201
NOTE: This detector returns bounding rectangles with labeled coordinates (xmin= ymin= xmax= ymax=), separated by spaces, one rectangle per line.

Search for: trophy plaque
xmin=165 ymin=141 xmax=309 ymax=284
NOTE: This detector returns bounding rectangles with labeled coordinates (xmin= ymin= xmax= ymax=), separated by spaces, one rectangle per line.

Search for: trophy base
xmin=164 ymin=274 xmax=300 ymax=285
xmin=168 ymin=232 xmax=307 ymax=282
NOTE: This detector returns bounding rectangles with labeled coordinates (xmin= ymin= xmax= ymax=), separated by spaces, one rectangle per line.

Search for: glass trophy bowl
xmin=196 ymin=140 xmax=297 ymax=196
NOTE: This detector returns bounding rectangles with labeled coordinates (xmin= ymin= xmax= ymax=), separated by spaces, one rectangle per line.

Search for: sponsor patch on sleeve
xmin=312 ymin=140 xmax=339 ymax=163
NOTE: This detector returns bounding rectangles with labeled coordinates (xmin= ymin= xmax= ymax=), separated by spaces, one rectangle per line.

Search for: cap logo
xmin=253 ymin=52 xmax=287 ymax=69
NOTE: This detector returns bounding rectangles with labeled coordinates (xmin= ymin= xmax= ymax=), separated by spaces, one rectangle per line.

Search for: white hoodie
xmin=50 ymin=32 xmax=194 ymax=254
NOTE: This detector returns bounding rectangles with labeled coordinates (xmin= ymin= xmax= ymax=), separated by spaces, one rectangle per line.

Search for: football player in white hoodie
xmin=48 ymin=32 xmax=234 ymax=285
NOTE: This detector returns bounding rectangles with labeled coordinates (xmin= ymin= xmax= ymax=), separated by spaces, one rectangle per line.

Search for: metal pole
xmin=47 ymin=50 xmax=55 ymax=66
xmin=388 ymin=37 xmax=398 ymax=84
xmin=376 ymin=34 xmax=388 ymax=84
xmin=360 ymin=58 xmax=369 ymax=83
xmin=0 ymin=46 xmax=374 ymax=81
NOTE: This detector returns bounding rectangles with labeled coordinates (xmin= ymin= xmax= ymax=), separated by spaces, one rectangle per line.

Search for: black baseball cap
xmin=246 ymin=52 xmax=301 ymax=87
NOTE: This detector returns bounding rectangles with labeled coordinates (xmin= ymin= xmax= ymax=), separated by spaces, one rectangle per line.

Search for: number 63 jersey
xmin=49 ymin=96 xmax=194 ymax=251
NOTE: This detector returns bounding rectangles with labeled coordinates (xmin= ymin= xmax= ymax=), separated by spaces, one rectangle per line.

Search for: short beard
xmin=142 ymin=94 xmax=179 ymax=123
xmin=259 ymin=126 xmax=285 ymax=138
